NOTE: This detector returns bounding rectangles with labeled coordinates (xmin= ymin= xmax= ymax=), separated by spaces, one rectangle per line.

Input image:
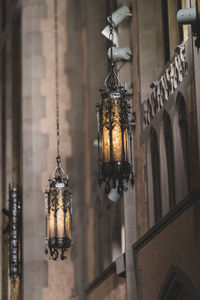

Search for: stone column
xmin=124 ymin=188 xmax=137 ymax=300
xmin=1 ymin=13 xmax=13 ymax=300
xmin=21 ymin=1 xmax=48 ymax=299
xmin=193 ymin=28 xmax=200 ymax=181
xmin=0 ymin=49 xmax=2 ymax=300
xmin=1 ymin=44 xmax=10 ymax=300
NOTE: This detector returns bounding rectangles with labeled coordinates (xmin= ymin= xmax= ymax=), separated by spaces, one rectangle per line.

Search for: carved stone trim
xmin=143 ymin=47 xmax=188 ymax=129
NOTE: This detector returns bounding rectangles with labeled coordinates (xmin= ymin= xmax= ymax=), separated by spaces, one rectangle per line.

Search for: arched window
xmin=173 ymin=93 xmax=190 ymax=203
xmin=164 ymin=112 xmax=175 ymax=210
xmin=150 ymin=128 xmax=162 ymax=222
xmin=159 ymin=266 xmax=199 ymax=300
xmin=177 ymin=94 xmax=190 ymax=192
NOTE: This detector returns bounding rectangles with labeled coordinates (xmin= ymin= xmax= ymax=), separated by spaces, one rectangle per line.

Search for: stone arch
xmin=159 ymin=113 xmax=170 ymax=216
xmin=163 ymin=111 xmax=175 ymax=210
xmin=150 ymin=127 xmax=162 ymax=223
xmin=176 ymin=93 xmax=190 ymax=189
xmin=173 ymin=92 xmax=189 ymax=203
xmin=158 ymin=266 xmax=199 ymax=300
xmin=146 ymin=134 xmax=155 ymax=227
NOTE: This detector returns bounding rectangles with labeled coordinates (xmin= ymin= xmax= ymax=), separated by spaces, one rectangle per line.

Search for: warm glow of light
xmin=112 ymin=100 xmax=122 ymax=161
xmin=198 ymin=0 xmax=200 ymax=20
xmin=57 ymin=191 xmax=64 ymax=238
xmin=65 ymin=209 xmax=70 ymax=238
xmin=102 ymin=99 xmax=110 ymax=163
xmin=48 ymin=187 xmax=71 ymax=240
xmin=49 ymin=196 xmax=54 ymax=238
xmin=102 ymin=126 xmax=110 ymax=162
xmin=102 ymin=96 xmax=126 ymax=163
xmin=124 ymin=129 xmax=129 ymax=161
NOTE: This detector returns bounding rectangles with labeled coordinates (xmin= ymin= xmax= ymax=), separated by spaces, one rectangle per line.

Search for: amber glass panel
xmin=102 ymin=99 xmax=110 ymax=163
xmin=102 ymin=96 xmax=124 ymax=163
xmin=111 ymin=97 xmax=122 ymax=162
xmin=65 ymin=208 xmax=70 ymax=238
xmin=102 ymin=127 xmax=110 ymax=163
xmin=49 ymin=194 xmax=55 ymax=239
xmin=57 ymin=190 xmax=64 ymax=238
xmin=123 ymin=128 xmax=129 ymax=162
xmin=198 ymin=0 xmax=200 ymax=20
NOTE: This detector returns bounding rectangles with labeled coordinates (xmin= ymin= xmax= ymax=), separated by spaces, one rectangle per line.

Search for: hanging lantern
xmin=45 ymin=0 xmax=72 ymax=260
xmin=45 ymin=156 xmax=72 ymax=260
xmin=97 ymin=20 xmax=135 ymax=194
xmin=2 ymin=186 xmax=22 ymax=285
xmin=97 ymin=80 xmax=134 ymax=193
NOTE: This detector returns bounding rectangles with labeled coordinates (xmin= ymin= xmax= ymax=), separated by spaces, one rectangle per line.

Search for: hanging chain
xmin=54 ymin=0 xmax=60 ymax=160
xmin=108 ymin=0 xmax=114 ymax=64
xmin=104 ymin=0 xmax=120 ymax=89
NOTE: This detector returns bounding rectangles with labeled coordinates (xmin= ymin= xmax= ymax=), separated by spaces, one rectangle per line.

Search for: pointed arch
xmin=176 ymin=93 xmax=190 ymax=190
xmin=163 ymin=111 xmax=175 ymax=210
xmin=173 ymin=93 xmax=190 ymax=203
xmin=150 ymin=128 xmax=162 ymax=222
xmin=159 ymin=116 xmax=170 ymax=216
xmin=158 ymin=266 xmax=199 ymax=300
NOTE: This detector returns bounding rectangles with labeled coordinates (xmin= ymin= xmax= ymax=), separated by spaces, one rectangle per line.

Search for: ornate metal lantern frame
xmin=45 ymin=156 xmax=72 ymax=260
xmin=96 ymin=63 xmax=135 ymax=194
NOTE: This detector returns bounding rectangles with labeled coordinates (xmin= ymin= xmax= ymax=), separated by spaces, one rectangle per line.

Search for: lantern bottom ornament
xmin=47 ymin=237 xmax=71 ymax=261
xmin=99 ymin=161 xmax=134 ymax=194
xmin=45 ymin=156 xmax=72 ymax=261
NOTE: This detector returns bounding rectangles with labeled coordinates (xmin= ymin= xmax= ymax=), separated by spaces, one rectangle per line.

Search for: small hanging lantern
xmin=45 ymin=0 xmax=72 ymax=260
xmin=45 ymin=156 xmax=72 ymax=260
xmin=2 ymin=186 xmax=22 ymax=286
xmin=96 ymin=5 xmax=134 ymax=194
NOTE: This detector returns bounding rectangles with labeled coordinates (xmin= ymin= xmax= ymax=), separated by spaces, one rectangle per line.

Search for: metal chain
xmin=54 ymin=0 xmax=60 ymax=159
xmin=108 ymin=0 xmax=113 ymax=63
xmin=104 ymin=0 xmax=120 ymax=89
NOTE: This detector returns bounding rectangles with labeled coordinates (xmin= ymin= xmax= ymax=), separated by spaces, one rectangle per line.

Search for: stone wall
xmin=21 ymin=0 xmax=48 ymax=299
xmin=88 ymin=273 xmax=126 ymax=300
xmin=136 ymin=200 xmax=200 ymax=299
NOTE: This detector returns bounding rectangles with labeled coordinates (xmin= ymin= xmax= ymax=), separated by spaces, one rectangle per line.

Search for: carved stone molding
xmin=143 ymin=47 xmax=188 ymax=129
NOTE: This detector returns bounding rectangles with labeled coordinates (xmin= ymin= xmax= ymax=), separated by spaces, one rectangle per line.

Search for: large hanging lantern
xmin=45 ymin=0 xmax=72 ymax=260
xmin=96 ymin=62 xmax=134 ymax=194
xmin=45 ymin=156 xmax=72 ymax=260
xmin=96 ymin=5 xmax=134 ymax=194
xmin=2 ymin=186 xmax=22 ymax=285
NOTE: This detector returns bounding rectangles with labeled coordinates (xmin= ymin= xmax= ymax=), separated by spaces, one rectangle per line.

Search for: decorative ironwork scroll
xmin=2 ymin=187 xmax=22 ymax=286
